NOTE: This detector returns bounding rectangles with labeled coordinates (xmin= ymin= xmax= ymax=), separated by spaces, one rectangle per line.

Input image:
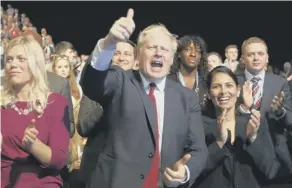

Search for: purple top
xmin=1 ymin=93 xmax=70 ymax=188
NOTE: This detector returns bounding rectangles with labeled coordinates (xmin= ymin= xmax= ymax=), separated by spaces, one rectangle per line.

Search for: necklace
xmin=8 ymin=100 xmax=33 ymax=115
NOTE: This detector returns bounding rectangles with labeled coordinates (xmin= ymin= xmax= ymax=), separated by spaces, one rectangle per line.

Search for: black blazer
xmin=192 ymin=113 xmax=282 ymax=188
xmin=80 ymin=59 xmax=208 ymax=188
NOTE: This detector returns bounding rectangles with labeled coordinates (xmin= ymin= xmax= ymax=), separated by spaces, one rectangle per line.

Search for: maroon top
xmin=1 ymin=93 xmax=70 ymax=188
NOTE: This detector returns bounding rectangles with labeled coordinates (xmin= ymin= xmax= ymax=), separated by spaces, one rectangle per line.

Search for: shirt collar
xmin=244 ymin=69 xmax=265 ymax=81
xmin=139 ymin=72 xmax=166 ymax=92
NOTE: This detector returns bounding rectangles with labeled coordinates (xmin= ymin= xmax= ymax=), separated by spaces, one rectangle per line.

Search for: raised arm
xmin=79 ymin=9 xmax=135 ymax=104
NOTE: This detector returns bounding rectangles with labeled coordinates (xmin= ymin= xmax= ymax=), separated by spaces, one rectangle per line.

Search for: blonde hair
xmin=225 ymin=44 xmax=238 ymax=53
xmin=137 ymin=23 xmax=178 ymax=53
xmin=241 ymin=37 xmax=268 ymax=55
xmin=1 ymin=36 xmax=50 ymax=114
xmin=51 ymin=55 xmax=81 ymax=101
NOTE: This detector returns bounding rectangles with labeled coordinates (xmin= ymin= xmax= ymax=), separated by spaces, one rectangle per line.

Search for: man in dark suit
xmin=237 ymin=37 xmax=292 ymax=187
xmin=77 ymin=39 xmax=138 ymax=186
xmin=80 ymin=9 xmax=208 ymax=188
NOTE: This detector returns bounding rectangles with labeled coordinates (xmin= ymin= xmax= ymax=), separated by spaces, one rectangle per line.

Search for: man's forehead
xmin=116 ymin=42 xmax=134 ymax=51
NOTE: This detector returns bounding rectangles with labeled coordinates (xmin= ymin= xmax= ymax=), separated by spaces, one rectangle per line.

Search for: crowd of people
xmin=1 ymin=4 xmax=292 ymax=188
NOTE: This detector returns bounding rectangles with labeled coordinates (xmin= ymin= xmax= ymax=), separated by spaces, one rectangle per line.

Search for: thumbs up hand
xmin=22 ymin=119 xmax=39 ymax=151
xmin=104 ymin=8 xmax=135 ymax=48
xmin=163 ymin=154 xmax=191 ymax=186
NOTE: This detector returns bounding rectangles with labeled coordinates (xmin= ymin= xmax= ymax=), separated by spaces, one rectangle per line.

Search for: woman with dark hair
xmin=193 ymin=66 xmax=283 ymax=188
xmin=168 ymin=35 xmax=207 ymax=106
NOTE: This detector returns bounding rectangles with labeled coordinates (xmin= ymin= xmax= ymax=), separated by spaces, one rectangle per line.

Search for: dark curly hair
xmin=170 ymin=35 xmax=207 ymax=76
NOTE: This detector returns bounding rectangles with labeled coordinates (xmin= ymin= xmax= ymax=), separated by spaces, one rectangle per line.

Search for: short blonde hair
xmin=137 ymin=23 xmax=178 ymax=53
xmin=1 ymin=36 xmax=50 ymax=114
xmin=241 ymin=37 xmax=268 ymax=55
xmin=225 ymin=44 xmax=238 ymax=53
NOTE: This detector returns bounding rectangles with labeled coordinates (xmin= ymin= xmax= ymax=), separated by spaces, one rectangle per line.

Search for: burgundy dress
xmin=1 ymin=93 xmax=70 ymax=188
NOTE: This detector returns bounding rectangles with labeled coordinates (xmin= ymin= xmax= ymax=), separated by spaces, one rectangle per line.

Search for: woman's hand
xmin=22 ymin=119 xmax=39 ymax=152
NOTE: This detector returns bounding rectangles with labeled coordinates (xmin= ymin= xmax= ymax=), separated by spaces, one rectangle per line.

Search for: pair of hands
xmin=242 ymin=81 xmax=285 ymax=112
xmin=22 ymin=119 xmax=39 ymax=152
xmin=217 ymin=108 xmax=261 ymax=145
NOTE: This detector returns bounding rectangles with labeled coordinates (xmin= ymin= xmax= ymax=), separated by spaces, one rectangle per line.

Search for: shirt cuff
xmin=90 ymin=38 xmax=116 ymax=71
xmin=273 ymin=107 xmax=286 ymax=120
xmin=164 ymin=165 xmax=190 ymax=187
xmin=239 ymin=104 xmax=251 ymax=114
xmin=180 ymin=165 xmax=190 ymax=184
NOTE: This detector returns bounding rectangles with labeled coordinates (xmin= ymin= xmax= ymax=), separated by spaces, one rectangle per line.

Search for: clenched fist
xmin=103 ymin=8 xmax=135 ymax=48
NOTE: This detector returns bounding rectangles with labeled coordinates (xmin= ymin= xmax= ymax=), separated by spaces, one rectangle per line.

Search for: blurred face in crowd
xmin=283 ymin=62 xmax=291 ymax=73
xmin=207 ymin=54 xmax=222 ymax=72
xmin=63 ymin=48 xmax=77 ymax=64
xmin=138 ymin=28 xmax=175 ymax=81
xmin=45 ymin=36 xmax=52 ymax=45
xmin=209 ymin=72 xmax=240 ymax=110
xmin=242 ymin=42 xmax=268 ymax=75
xmin=180 ymin=42 xmax=201 ymax=70
xmin=112 ymin=41 xmax=136 ymax=70
xmin=225 ymin=47 xmax=238 ymax=61
xmin=54 ymin=59 xmax=70 ymax=78
xmin=5 ymin=45 xmax=32 ymax=87
xmin=41 ymin=28 xmax=47 ymax=36
xmin=44 ymin=53 xmax=51 ymax=62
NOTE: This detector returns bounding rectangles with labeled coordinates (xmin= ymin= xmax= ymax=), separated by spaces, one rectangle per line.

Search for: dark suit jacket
xmin=80 ymin=62 xmax=208 ymax=188
xmin=77 ymin=95 xmax=104 ymax=185
xmin=47 ymin=71 xmax=75 ymax=137
xmin=193 ymin=112 xmax=283 ymax=188
xmin=237 ymin=71 xmax=292 ymax=187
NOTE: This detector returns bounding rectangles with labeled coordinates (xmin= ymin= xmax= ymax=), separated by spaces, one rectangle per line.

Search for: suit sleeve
xmin=184 ymin=93 xmax=208 ymax=186
xmin=77 ymin=95 xmax=103 ymax=137
xmin=245 ymin=118 xmax=290 ymax=180
xmin=79 ymin=40 xmax=123 ymax=104
xmin=60 ymin=79 xmax=75 ymax=138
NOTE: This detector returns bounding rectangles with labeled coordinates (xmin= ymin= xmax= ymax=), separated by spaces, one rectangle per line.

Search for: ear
xmin=266 ymin=54 xmax=269 ymax=64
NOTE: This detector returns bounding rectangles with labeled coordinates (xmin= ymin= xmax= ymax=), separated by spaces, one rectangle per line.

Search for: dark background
xmin=2 ymin=1 xmax=292 ymax=69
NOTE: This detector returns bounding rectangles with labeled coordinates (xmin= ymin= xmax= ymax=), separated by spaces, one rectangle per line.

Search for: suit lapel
xmin=261 ymin=73 xmax=274 ymax=114
xmin=131 ymin=71 xmax=157 ymax=145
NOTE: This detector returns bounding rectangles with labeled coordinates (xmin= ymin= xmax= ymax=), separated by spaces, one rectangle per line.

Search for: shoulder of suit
xmin=47 ymin=71 xmax=67 ymax=84
xmin=167 ymin=77 xmax=195 ymax=97
xmin=266 ymin=72 xmax=286 ymax=83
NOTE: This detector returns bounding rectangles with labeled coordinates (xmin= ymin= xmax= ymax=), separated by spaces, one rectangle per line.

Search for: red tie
xmin=143 ymin=83 xmax=160 ymax=188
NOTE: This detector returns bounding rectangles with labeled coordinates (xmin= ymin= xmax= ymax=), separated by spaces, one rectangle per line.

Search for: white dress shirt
xmin=89 ymin=39 xmax=190 ymax=185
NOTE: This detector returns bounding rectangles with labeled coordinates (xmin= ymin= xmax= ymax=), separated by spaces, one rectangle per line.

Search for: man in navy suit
xmin=80 ymin=9 xmax=208 ymax=188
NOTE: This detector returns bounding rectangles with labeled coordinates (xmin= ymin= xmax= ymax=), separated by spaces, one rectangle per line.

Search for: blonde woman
xmin=1 ymin=36 xmax=70 ymax=187
xmin=51 ymin=55 xmax=86 ymax=187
